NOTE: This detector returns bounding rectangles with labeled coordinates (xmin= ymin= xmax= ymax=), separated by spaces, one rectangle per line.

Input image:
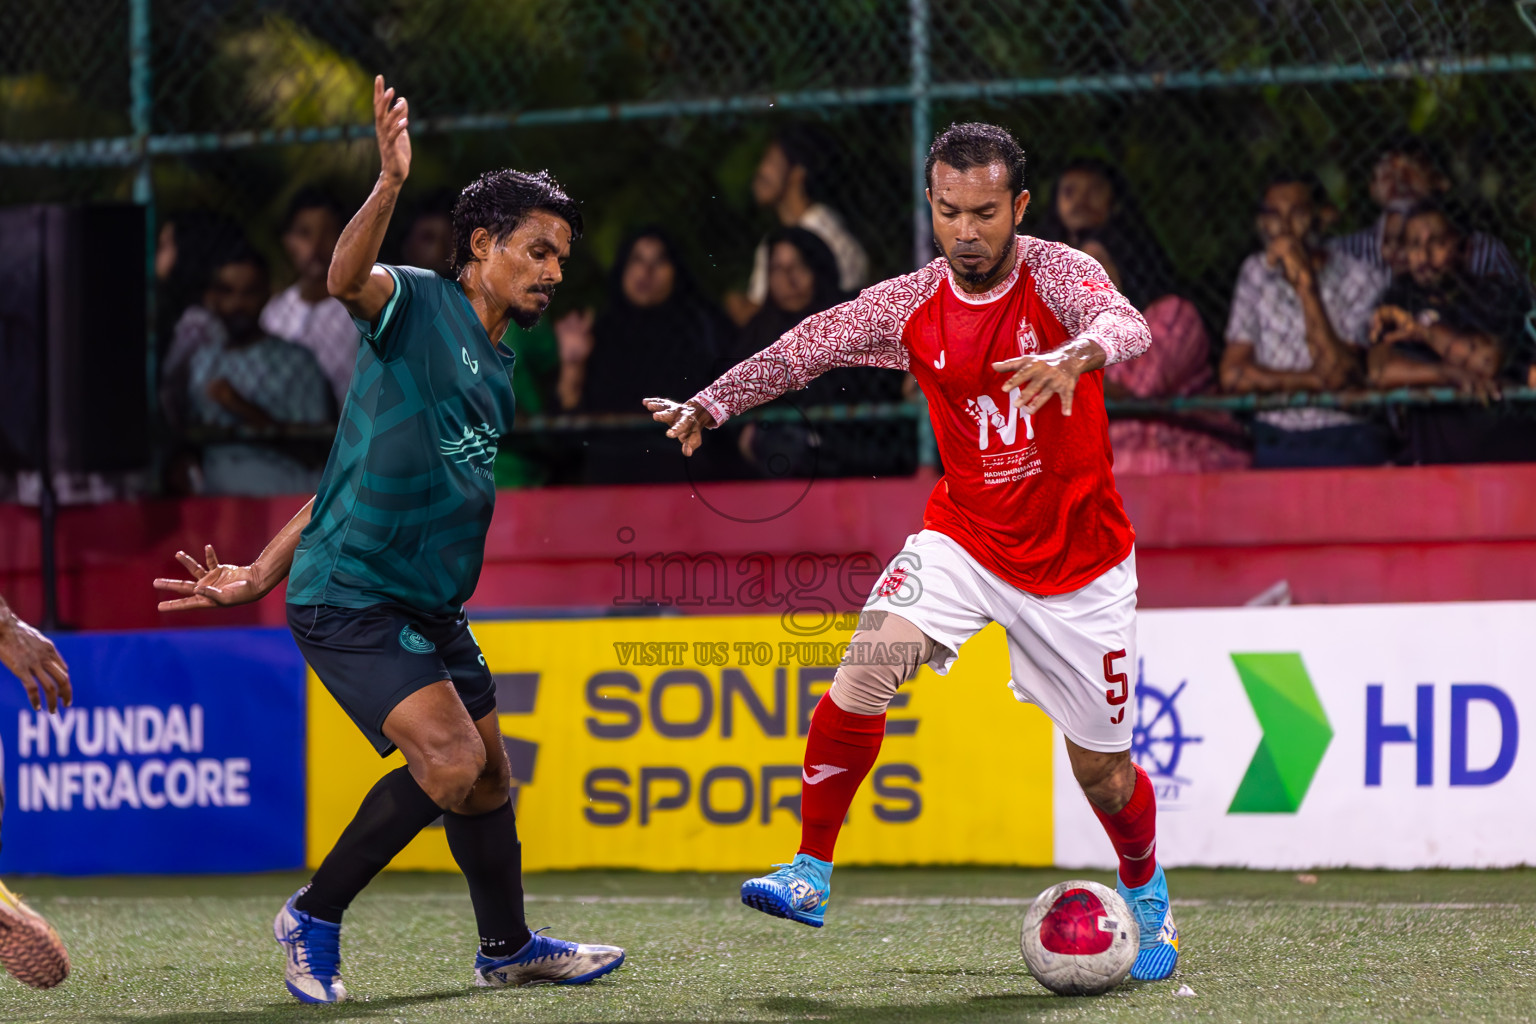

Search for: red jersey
xmin=693 ymin=235 xmax=1151 ymax=595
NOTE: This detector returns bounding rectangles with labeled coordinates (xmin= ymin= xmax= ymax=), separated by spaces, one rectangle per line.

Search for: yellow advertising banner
xmin=306 ymin=615 xmax=1054 ymax=872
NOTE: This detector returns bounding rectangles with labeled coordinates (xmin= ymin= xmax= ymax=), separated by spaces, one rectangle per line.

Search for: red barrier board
xmin=3 ymin=463 xmax=1535 ymax=630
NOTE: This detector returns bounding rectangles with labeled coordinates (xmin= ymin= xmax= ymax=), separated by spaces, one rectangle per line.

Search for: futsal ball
xmin=1019 ymin=880 xmax=1138 ymax=995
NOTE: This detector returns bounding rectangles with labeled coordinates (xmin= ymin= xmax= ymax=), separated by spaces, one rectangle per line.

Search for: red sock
xmin=1091 ymin=763 xmax=1158 ymax=888
xmin=797 ymin=694 xmax=885 ymax=861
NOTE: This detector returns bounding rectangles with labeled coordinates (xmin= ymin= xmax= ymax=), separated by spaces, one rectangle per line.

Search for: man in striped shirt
xmin=1222 ymin=174 xmax=1392 ymax=468
xmin=1331 ymin=137 xmax=1525 ymax=287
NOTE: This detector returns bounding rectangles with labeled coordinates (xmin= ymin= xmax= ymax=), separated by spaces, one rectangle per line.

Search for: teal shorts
xmin=287 ymin=602 xmax=496 ymax=756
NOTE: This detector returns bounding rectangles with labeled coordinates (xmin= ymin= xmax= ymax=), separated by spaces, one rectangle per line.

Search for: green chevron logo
xmin=1227 ymin=653 xmax=1333 ymax=814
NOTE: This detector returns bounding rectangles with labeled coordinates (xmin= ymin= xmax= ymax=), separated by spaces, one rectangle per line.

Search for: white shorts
xmin=863 ymin=529 xmax=1137 ymax=752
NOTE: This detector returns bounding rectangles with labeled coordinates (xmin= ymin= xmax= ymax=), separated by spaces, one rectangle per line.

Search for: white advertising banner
xmin=1053 ymin=601 xmax=1535 ymax=869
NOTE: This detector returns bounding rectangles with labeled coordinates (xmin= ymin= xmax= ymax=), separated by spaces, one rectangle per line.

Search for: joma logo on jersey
xmin=440 ymin=423 xmax=500 ymax=467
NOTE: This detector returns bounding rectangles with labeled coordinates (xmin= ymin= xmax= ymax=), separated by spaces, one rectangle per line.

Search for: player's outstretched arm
xmin=645 ymin=276 xmax=918 ymax=454
xmin=153 ymin=499 xmax=314 ymax=611
xmin=0 ymin=592 xmax=70 ymax=713
xmin=328 ymin=75 xmax=411 ymax=325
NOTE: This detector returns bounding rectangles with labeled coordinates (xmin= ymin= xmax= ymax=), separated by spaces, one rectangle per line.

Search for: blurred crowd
xmin=150 ymin=130 xmax=1536 ymax=496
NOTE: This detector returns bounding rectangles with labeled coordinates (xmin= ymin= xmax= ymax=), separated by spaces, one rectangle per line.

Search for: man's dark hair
xmin=1403 ymin=197 xmax=1465 ymax=237
xmin=210 ymin=241 xmax=269 ymax=279
xmin=1378 ymin=133 xmax=1445 ymax=175
xmin=925 ymin=122 xmax=1027 ymax=198
xmin=1261 ymin=170 xmax=1328 ymax=209
xmin=283 ymin=187 xmax=346 ymax=232
xmin=773 ymin=124 xmax=833 ymax=199
xmin=450 ymin=168 xmax=583 ymax=277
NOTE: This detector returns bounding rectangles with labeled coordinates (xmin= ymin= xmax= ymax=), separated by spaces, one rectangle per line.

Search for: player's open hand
xmin=0 ymin=609 xmax=71 ymax=713
xmin=644 ymin=398 xmax=715 ymax=456
xmin=153 ymin=544 xmax=265 ymax=612
xmin=993 ymin=349 xmax=1088 ymax=417
xmin=373 ymin=75 xmax=411 ymax=186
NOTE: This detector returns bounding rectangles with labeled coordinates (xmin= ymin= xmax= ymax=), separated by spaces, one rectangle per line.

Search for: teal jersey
xmin=287 ymin=265 xmax=516 ymax=614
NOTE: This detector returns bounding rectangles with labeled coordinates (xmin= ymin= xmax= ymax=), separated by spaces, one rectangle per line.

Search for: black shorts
xmin=287 ymin=602 xmax=497 ymax=757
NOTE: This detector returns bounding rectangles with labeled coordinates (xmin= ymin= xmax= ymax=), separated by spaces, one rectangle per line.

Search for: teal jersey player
xmin=154 ymin=74 xmax=624 ymax=1004
xmin=287 ymin=264 xmax=517 ymax=614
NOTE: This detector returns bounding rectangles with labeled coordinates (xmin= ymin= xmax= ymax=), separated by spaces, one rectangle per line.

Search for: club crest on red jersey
xmin=1016 ymin=318 xmax=1041 ymax=354
xmin=876 ymin=565 xmax=909 ymax=597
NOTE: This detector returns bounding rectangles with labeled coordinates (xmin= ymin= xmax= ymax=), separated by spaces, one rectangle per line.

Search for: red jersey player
xmin=645 ymin=123 xmax=1177 ymax=982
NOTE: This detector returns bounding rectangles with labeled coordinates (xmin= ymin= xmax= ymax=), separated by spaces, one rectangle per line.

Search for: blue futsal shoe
xmin=740 ymin=853 xmax=833 ymax=927
xmin=1118 ymin=863 xmax=1179 ymax=981
xmin=472 ymin=929 xmax=626 ymax=987
xmin=273 ymin=890 xmax=347 ymax=1003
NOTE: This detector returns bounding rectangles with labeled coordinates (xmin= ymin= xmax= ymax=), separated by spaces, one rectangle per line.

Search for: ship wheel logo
xmin=1128 ymin=658 xmax=1203 ymax=790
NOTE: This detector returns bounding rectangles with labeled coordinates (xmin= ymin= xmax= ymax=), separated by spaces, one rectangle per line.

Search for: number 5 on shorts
xmin=1103 ymin=649 xmax=1128 ymax=725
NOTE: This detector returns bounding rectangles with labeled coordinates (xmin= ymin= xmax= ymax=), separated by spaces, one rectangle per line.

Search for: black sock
xmin=443 ymin=799 xmax=533 ymax=957
xmin=294 ymin=766 xmax=443 ymax=924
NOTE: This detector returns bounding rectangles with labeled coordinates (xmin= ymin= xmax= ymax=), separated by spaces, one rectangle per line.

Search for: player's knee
xmin=828 ymin=661 xmax=902 ymax=715
xmin=1071 ymin=749 xmax=1134 ymax=813
xmin=417 ymin=739 xmax=486 ymax=809
xmin=481 ymin=751 xmax=511 ymax=791
xmin=828 ymin=618 xmax=934 ymax=715
xmin=451 ymin=755 xmax=512 ymax=815
xmin=472 ymin=747 xmax=512 ymax=798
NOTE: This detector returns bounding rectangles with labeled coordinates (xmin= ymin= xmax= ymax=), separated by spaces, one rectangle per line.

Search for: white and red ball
xmin=1020 ymin=879 xmax=1138 ymax=995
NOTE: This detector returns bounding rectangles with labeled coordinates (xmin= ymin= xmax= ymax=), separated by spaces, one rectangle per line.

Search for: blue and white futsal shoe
xmin=1118 ymin=862 xmax=1180 ymax=981
xmin=473 ymin=928 xmax=626 ymax=987
xmin=273 ymin=890 xmax=347 ymax=1003
xmin=740 ymin=853 xmax=833 ymax=927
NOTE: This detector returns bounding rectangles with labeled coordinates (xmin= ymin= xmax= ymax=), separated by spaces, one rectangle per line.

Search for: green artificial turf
xmin=2 ymin=868 xmax=1534 ymax=1023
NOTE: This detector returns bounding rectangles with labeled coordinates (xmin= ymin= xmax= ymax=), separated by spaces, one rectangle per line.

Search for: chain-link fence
xmin=3 ymin=0 xmax=1536 ymax=484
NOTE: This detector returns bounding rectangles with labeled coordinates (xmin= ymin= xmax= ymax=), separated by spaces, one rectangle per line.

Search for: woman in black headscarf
xmin=721 ymin=226 xmax=847 ymax=370
xmin=554 ymin=225 xmax=733 ymax=482
xmin=720 ymin=227 xmax=914 ymax=480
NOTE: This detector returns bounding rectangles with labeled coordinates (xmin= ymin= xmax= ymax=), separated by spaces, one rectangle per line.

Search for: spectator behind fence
xmin=398 ymin=191 xmax=456 ymax=277
xmin=259 ymin=189 xmax=356 ymax=408
xmin=1332 ymin=136 xmax=1525 ymax=286
xmin=156 ymin=212 xmax=245 ymax=428
xmin=1367 ymin=200 xmax=1536 ymax=464
xmin=719 ymin=227 xmax=912 ymax=479
xmin=725 ymin=126 xmax=870 ymax=326
xmin=1035 ymin=157 xmax=1180 ymax=304
xmin=554 ymin=226 xmax=732 ymax=482
xmin=187 ymin=246 xmax=335 ymax=496
xmin=1073 ymin=227 xmax=1250 ymax=473
xmin=1222 ymin=173 xmax=1392 ymax=468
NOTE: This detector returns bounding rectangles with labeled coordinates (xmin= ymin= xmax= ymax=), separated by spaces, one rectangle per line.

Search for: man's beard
xmin=511 ymin=287 xmax=554 ymax=329
xmin=221 ymin=313 xmax=260 ymax=342
xmin=938 ymin=240 xmax=1010 ymax=285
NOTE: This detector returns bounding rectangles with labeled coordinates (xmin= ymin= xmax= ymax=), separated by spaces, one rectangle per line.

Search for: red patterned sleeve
xmin=691 ymin=266 xmax=940 ymax=426
xmin=1024 ymin=238 xmax=1151 ymax=366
